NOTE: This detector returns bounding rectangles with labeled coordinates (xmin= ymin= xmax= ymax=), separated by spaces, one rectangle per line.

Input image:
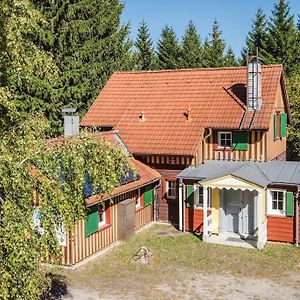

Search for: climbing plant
xmin=0 ymin=116 xmax=130 ymax=299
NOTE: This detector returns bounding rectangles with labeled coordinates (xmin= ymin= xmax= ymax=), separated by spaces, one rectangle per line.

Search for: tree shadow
xmin=42 ymin=273 xmax=69 ymax=300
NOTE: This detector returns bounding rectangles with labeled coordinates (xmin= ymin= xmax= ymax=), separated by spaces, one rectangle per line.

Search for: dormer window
xmin=218 ymin=132 xmax=232 ymax=148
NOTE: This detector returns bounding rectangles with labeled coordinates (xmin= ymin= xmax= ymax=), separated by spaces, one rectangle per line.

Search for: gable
xmin=201 ymin=174 xmax=263 ymax=191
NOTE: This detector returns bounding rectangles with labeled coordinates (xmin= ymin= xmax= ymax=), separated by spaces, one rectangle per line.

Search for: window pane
xmin=272 ymin=200 xmax=277 ymax=210
xmin=278 ymin=192 xmax=283 ymax=200
xmin=278 ymin=200 xmax=283 ymax=210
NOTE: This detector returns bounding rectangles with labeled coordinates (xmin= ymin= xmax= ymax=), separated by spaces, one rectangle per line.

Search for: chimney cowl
xmin=63 ymin=107 xmax=79 ymax=137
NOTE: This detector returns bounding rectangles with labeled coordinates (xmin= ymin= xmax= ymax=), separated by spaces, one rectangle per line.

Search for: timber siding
xmin=60 ymin=189 xmax=153 ymax=266
xmin=203 ymin=130 xmax=267 ymax=162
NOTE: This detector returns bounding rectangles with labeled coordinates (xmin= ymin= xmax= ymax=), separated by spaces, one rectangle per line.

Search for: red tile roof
xmin=86 ymin=157 xmax=161 ymax=207
xmin=81 ymin=65 xmax=285 ymax=156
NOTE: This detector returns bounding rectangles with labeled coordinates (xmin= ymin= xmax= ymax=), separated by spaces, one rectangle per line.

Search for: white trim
xmin=136 ymin=189 xmax=141 ymax=208
xmin=98 ymin=203 xmax=106 ymax=228
xmin=218 ymin=131 xmax=232 ymax=148
xmin=267 ymin=189 xmax=286 ymax=216
xmin=179 ymin=180 xmax=183 ymax=231
xmin=194 ymin=184 xmax=211 ymax=209
xmin=166 ymin=180 xmax=177 ymax=199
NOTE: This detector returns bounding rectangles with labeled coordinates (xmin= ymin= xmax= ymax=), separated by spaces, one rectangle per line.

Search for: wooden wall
xmin=203 ymin=129 xmax=267 ymax=162
xmin=60 ymin=189 xmax=153 ymax=266
xmin=267 ymin=216 xmax=294 ymax=243
xmin=185 ymin=208 xmax=211 ymax=232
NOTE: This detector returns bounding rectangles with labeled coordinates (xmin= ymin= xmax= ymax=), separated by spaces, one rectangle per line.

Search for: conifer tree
xmin=180 ymin=21 xmax=202 ymax=68
xmin=0 ymin=0 xmax=58 ymax=132
xmin=156 ymin=25 xmax=181 ymax=69
xmin=34 ymin=0 xmax=131 ymax=130
xmin=242 ymin=8 xmax=269 ymax=61
xmin=134 ymin=20 xmax=155 ymax=70
xmin=224 ymin=47 xmax=239 ymax=67
xmin=202 ymin=20 xmax=226 ymax=67
xmin=265 ymin=0 xmax=298 ymax=74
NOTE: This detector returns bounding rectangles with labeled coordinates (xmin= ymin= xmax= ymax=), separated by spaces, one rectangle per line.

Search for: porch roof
xmin=177 ymin=160 xmax=300 ymax=187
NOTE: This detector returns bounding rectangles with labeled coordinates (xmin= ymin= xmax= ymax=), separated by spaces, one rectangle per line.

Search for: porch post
xmin=179 ymin=179 xmax=183 ymax=231
xmin=257 ymin=190 xmax=266 ymax=249
xmin=203 ymin=186 xmax=209 ymax=241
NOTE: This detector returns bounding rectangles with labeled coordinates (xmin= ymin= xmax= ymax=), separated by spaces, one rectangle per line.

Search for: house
xmin=81 ymin=58 xmax=300 ymax=248
xmin=40 ymin=131 xmax=161 ymax=266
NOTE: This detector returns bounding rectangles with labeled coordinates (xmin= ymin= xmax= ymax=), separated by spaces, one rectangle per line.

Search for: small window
xmin=194 ymin=186 xmax=211 ymax=209
xmin=136 ymin=189 xmax=141 ymax=208
xmin=218 ymin=132 xmax=232 ymax=148
xmin=167 ymin=180 xmax=177 ymax=199
xmin=268 ymin=189 xmax=285 ymax=216
xmin=98 ymin=203 xmax=106 ymax=228
xmin=272 ymin=191 xmax=284 ymax=211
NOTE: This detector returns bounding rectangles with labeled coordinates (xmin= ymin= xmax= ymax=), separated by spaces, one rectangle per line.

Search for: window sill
xmin=98 ymin=224 xmax=111 ymax=232
xmin=194 ymin=207 xmax=212 ymax=211
xmin=267 ymin=212 xmax=286 ymax=218
xmin=215 ymin=147 xmax=233 ymax=152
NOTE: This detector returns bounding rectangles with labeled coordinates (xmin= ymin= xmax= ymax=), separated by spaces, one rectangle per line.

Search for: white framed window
xmin=166 ymin=180 xmax=177 ymax=199
xmin=218 ymin=131 xmax=232 ymax=148
xmin=194 ymin=185 xmax=211 ymax=209
xmin=98 ymin=203 xmax=106 ymax=228
xmin=136 ymin=189 xmax=141 ymax=208
xmin=267 ymin=189 xmax=286 ymax=216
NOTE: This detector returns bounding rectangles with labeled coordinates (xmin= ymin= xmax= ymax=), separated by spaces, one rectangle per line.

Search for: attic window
xmin=218 ymin=132 xmax=232 ymax=148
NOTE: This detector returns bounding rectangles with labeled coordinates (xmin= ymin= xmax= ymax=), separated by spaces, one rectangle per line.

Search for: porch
xmin=179 ymin=173 xmax=268 ymax=249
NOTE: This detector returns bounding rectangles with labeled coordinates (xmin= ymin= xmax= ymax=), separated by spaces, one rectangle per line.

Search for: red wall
xmin=267 ymin=216 xmax=294 ymax=243
xmin=185 ymin=208 xmax=211 ymax=232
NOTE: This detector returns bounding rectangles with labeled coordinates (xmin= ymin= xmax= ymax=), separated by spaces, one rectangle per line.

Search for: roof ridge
xmin=114 ymin=64 xmax=283 ymax=75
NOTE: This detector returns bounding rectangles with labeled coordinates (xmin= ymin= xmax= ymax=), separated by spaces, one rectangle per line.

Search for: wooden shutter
xmin=273 ymin=114 xmax=277 ymax=140
xmin=144 ymin=185 xmax=153 ymax=207
xmin=85 ymin=205 xmax=99 ymax=237
xmin=286 ymin=192 xmax=295 ymax=217
xmin=280 ymin=113 xmax=287 ymax=137
xmin=232 ymin=131 xmax=248 ymax=151
xmin=186 ymin=185 xmax=194 ymax=208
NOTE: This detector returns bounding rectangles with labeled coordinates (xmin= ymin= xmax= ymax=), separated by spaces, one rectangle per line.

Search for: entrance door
xmin=225 ymin=189 xmax=255 ymax=235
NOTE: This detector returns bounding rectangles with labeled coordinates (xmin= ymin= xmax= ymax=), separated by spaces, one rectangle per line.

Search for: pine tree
xmin=180 ymin=20 xmax=202 ymax=68
xmin=265 ymin=0 xmax=298 ymax=74
xmin=224 ymin=47 xmax=239 ymax=67
xmin=242 ymin=8 xmax=269 ymax=62
xmin=202 ymin=20 xmax=226 ymax=67
xmin=34 ymin=0 xmax=131 ymax=132
xmin=0 ymin=0 xmax=58 ymax=132
xmin=134 ymin=21 xmax=155 ymax=70
xmin=156 ymin=25 xmax=181 ymax=69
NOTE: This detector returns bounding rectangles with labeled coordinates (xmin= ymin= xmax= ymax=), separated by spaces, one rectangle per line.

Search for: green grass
xmin=55 ymin=224 xmax=300 ymax=296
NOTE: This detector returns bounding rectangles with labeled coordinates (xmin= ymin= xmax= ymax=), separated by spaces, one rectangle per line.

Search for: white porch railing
xmin=207 ymin=214 xmax=213 ymax=233
xmin=257 ymin=219 xmax=268 ymax=249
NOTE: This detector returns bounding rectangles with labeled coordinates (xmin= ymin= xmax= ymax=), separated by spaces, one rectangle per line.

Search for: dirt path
xmin=61 ymin=272 xmax=300 ymax=300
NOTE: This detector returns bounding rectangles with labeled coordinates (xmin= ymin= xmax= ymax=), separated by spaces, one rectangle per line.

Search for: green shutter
xmin=232 ymin=131 xmax=248 ymax=151
xmin=273 ymin=114 xmax=277 ymax=140
xmin=144 ymin=185 xmax=153 ymax=207
xmin=286 ymin=192 xmax=295 ymax=217
xmin=186 ymin=185 xmax=194 ymax=208
xmin=280 ymin=113 xmax=287 ymax=137
xmin=85 ymin=205 xmax=99 ymax=237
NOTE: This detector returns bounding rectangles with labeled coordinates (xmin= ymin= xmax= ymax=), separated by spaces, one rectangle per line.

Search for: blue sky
xmin=121 ymin=0 xmax=300 ymax=58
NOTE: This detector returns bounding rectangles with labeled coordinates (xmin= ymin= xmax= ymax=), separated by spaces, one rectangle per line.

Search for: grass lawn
xmin=51 ymin=224 xmax=300 ymax=299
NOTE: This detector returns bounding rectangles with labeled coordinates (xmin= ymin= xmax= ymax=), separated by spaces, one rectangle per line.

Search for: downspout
xmin=179 ymin=178 xmax=183 ymax=231
xmin=153 ymin=179 xmax=161 ymax=222
xmin=202 ymin=128 xmax=212 ymax=162
xmin=296 ymin=187 xmax=300 ymax=247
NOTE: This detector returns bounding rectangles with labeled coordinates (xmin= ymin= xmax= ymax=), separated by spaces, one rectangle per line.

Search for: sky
xmin=121 ymin=0 xmax=300 ymax=57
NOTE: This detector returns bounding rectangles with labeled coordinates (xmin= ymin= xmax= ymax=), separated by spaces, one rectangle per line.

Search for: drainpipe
xmin=202 ymin=128 xmax=212 ymax=162
xmin=153 ymin=179 xmax=161 ymax=222
xmin=296 ymin=187 xmax=300 ymax=247
xmin=179 ymin=178 xmax=183 ymax=231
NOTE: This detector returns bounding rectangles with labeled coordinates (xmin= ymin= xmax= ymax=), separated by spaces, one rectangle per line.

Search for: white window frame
xmin=98 ymin=203 xmax=106 ymax=228
xmin=267 ymin=189 xmax=286 ymax=216
xmin=218 ymin=131 xmax=232 ymax=148
xmin=136 ymin=189 xmax=141 ymax=209
xmin=194 ymin=185 xmax=211 ymax=209
xmin=166 ymin=180 xmax=177 ymax=199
